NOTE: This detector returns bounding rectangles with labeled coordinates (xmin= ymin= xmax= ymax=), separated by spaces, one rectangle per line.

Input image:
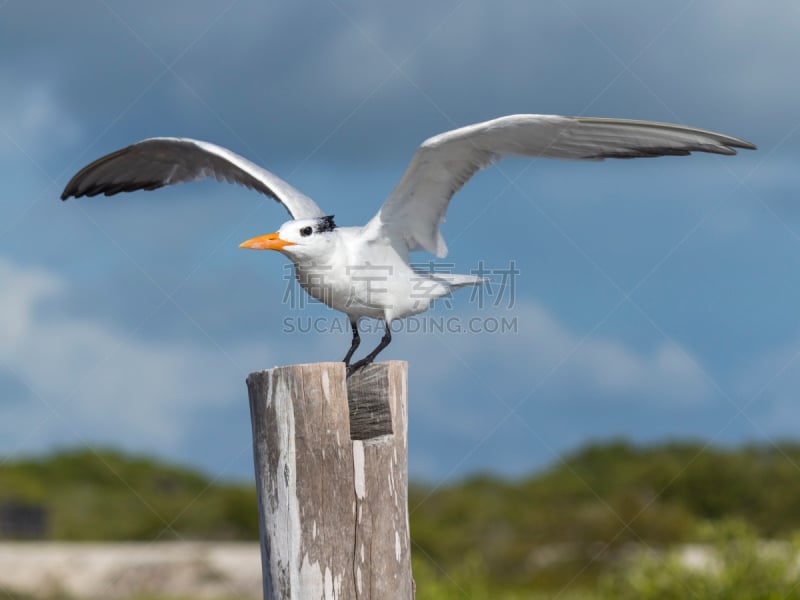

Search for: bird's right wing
xmin=61 ymin=137 xmax=326 ymax=220
xmin=364 ymin=114 xmax=755 ymax=257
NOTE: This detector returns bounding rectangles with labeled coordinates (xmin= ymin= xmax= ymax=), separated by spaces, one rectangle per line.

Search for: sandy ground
xmin=0 ymin=542 xmax=262 ymax=599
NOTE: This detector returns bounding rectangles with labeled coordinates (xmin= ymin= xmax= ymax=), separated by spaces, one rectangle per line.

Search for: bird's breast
xmin=292 ymin=260 xmax=431 ymax=321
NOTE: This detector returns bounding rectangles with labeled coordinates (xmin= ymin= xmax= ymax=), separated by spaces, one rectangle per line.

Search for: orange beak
xmin=239 ymin=232 xmax=296 ymax=251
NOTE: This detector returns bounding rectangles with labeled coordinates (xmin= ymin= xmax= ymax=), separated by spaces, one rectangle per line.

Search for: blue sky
xmin=1 ymin=0 xmax=799 ymax=483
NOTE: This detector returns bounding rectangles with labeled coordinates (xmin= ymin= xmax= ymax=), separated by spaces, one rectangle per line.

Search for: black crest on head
xmin=315 ymin=215 xmax=336 ymax=233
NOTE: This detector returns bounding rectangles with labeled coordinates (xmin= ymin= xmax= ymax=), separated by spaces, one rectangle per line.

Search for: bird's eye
xmin=300 ymin=226 xmax=313 ymax=237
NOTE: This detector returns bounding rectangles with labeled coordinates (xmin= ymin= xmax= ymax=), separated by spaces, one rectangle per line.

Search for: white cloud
xmin=479 ymin=301 xmax=708 ymax=405
xmin=0 ymin=257 xmax=271 ymax=458
xmin=395 ymin=300 xmax=717 ymax=479
xmin=403 ymin=300 xmax=714 ymax=441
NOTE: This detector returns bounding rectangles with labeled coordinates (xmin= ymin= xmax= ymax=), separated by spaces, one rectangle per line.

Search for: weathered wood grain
xmin=347 ymin=363 xmax=394 ymax=440
xmin=246 ymin=361 xmax=412 ymax=600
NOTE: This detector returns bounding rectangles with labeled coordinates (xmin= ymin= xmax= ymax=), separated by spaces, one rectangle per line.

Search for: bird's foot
xmin=345 ymin=358 xmax=372 ymax=377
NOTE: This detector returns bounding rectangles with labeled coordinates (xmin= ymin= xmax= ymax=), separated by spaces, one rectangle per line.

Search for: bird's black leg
xmin=347 ymin=320 xmax=392 ymax=376
xmin=342 ymin=318 xmax=361 ymax=367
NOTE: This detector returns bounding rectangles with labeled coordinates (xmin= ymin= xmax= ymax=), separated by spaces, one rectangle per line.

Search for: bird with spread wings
xmin=62 ymin=114 xmax=755 ymax=373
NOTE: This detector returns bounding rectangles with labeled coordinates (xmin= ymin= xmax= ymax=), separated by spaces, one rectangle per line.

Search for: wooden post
xmin=246 ymin=361 xmax=413 ymax=600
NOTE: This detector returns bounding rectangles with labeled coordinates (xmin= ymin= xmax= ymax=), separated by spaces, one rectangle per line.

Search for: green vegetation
xmin=413 ymin=521 xmax=800 ymax=600
xmin=0 ymin=448 xmax=257 ymax=540
xmin=600 ymin=520 xmax=800 ymax=600
xmin=410 ymin=439 xmax=800 ymax=592
xmin=3 ymin=439 xmax=800 ymax=597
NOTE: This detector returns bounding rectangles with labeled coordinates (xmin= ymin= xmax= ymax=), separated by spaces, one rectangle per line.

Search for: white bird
xmin=61 ymin=114 xmax=755 ymax=373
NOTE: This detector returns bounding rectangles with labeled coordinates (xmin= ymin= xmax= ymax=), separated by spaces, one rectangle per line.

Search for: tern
xmin=61 ymin=114 xmax=755 ymax=373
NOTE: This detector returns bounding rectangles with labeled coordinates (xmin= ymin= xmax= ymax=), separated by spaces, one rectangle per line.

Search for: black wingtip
xmin=61 ymin=179 xmax=81 ymax=200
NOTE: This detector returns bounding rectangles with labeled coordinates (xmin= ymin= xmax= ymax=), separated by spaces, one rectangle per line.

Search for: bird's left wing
xmin=61 ymin=137 xmax=326 ymax=220
xmin=364 ymin=114 xmax=755 ymax=257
